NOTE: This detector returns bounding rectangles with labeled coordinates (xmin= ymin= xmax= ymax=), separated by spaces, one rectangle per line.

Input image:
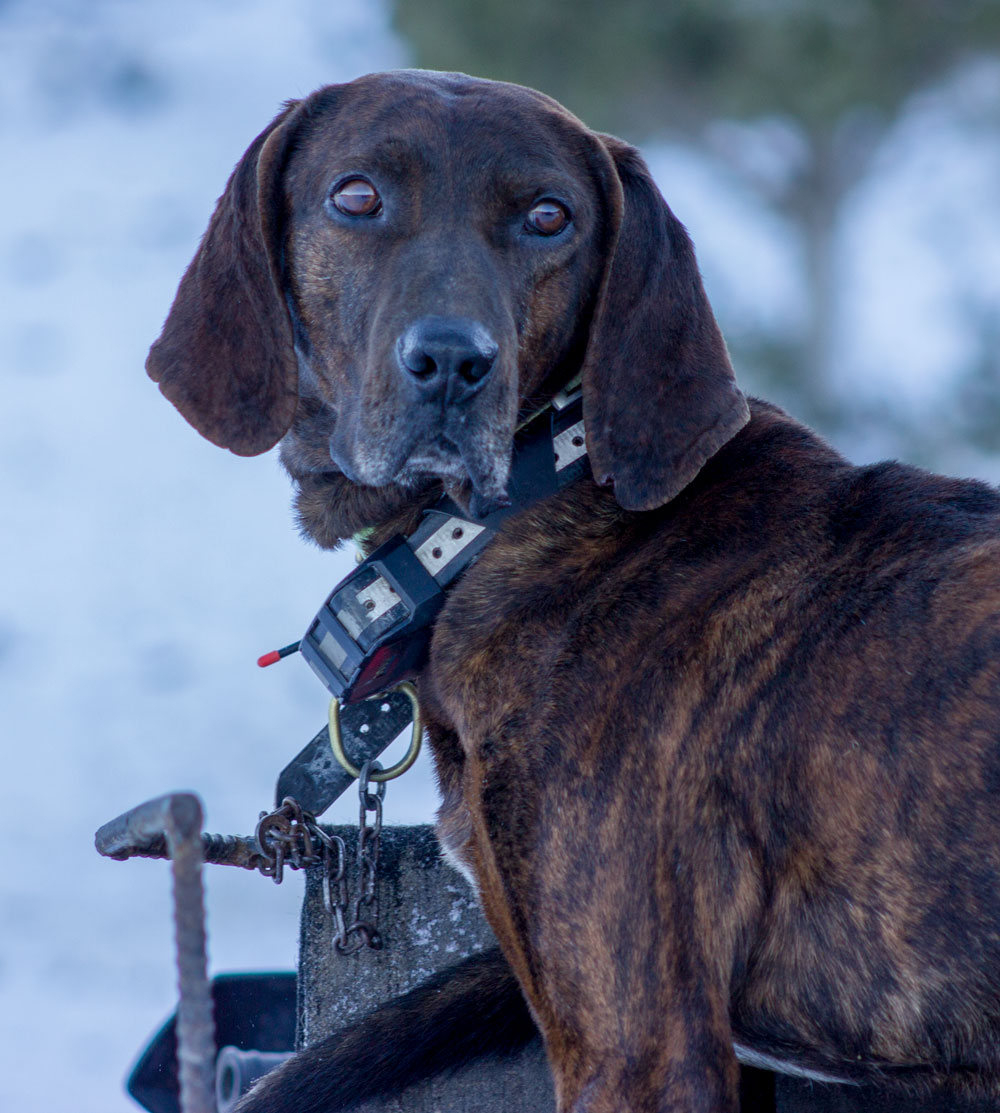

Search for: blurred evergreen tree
xmin=393 ymin=0 xmax=1000 ymax=450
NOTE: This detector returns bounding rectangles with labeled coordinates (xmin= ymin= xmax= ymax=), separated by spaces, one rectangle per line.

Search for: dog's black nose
xmin=397 ymin=317 xmax=498 ymax=402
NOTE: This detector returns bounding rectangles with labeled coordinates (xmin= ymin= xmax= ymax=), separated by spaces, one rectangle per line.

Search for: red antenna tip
xmin=257 ymin=642 xmax=301 ymax=668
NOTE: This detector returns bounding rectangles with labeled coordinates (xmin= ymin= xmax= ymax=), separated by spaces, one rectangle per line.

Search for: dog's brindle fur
xmin=147 ymin=71 xmax=1000 ymax=1112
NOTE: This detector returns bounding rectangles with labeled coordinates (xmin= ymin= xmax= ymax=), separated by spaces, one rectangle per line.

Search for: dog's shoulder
xmin=702 ymin=398 xmax=1000 ymax=553
xmin=826 ymin=455 xmax=1000 ymax=548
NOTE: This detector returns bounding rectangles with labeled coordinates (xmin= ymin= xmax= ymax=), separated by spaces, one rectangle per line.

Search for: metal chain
xmin=335 ymin=760 xmax=385 ymax=954
xmin=321 ymin=825 xmax=350 ymax=948
xmin=253 ymin=781 xmax=385 ymax=955
xmin=255 ymin=798 xmax=323 ymax=883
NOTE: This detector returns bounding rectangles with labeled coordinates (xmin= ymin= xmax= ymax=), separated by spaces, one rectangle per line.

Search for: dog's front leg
xmin=470 ymin=814 xmax=742 ymax=1113
xmin=532 ymin=978 xmax=741 ymax=1113
xmin=538 ymin=971 xmax=740 ymax=1113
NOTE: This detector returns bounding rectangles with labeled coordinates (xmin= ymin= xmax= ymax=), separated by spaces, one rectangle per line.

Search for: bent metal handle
xmin=96 ymin=793 xmax=216 ymax=1113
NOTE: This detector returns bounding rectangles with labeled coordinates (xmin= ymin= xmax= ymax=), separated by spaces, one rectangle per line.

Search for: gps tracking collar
xmin=296 ymin=386 xmax=587 ymax=702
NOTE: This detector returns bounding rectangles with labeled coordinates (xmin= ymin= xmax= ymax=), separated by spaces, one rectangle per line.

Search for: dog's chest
xmin=422 ymin=500 xmax=698 ymax=767
xmin=427 ymin=567 xmax=575 ymax=750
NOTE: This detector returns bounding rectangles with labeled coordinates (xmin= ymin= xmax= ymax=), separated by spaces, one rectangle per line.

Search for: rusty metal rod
xmin=96 ymin=793 xmax=217 ymax=1113
xmin=97 ymin=824 xmax=266 ymax=870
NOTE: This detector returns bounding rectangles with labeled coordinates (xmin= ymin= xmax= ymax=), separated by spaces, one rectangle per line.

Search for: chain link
xmin=336 ymin=760 xmax=385 ymax=954
xmin=255 ymin=798 xmax=322 ymax=883
xmin=252 ymin=778 xmax=385 ymax=955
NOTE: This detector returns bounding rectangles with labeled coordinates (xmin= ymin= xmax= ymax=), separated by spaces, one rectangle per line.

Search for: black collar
xmin=265 ymin=387 xmax=588 ymax=815
xmin=298 ymin=386 xmax=587 ymax=703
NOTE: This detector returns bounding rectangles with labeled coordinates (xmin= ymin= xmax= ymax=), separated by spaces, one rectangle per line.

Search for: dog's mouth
xmin=395 ymin=432 xmax=466 ymax=481
xmin=329 ymin=414 xmax=514 ymax=519
xmin=394 ymin=432 xmax=513 ymax=518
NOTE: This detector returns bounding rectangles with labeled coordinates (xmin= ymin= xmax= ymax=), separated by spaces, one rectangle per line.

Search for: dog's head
xmin=147 ymin=71 xmax=748 ymax=535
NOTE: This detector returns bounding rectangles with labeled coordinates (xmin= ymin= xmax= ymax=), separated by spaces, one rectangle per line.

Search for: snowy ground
xmin=1 ymin=3 xmax=997 ymax=1111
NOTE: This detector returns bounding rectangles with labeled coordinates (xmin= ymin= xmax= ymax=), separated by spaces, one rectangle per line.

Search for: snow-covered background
xmin=0 ymin=2 xmax=997 ymax=1111
xmin=1 ymin=4 xmax=421 ymax=1111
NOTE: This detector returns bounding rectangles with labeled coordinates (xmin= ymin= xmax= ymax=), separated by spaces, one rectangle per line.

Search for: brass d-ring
xmin=328 ymin=682 xmax=423 ymax=782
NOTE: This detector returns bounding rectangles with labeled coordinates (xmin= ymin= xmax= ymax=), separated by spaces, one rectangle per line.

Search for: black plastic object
xmin=127 ymin=972 xmax=295 ymax=1113
xmin=300 ymin=533 xmax=446 ymax=703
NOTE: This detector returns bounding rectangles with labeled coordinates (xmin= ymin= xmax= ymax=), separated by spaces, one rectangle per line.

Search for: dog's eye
xmin=525 ymin=199 xmax=570 ymax=236
xmin=331 ymin=179 xmax=382 ymax=217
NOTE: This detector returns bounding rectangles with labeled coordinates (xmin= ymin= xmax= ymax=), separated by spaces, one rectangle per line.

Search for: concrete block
xmin=297 ymin=824 xmax=556 ymax=1112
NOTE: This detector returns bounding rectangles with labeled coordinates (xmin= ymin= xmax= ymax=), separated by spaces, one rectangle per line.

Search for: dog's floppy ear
xmin=146 ymin=99 xmax=306 ymax=455
xmin=581 ymin=136 xmax=749 ymax=511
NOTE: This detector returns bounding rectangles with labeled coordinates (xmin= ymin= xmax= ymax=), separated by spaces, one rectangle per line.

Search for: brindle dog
xmin=147 ymin=71 xmax=1000 ymax=1113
